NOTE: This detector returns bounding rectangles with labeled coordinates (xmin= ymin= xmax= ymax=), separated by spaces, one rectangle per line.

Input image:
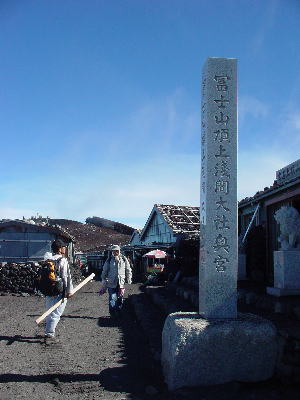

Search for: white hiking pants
xmin=45 ymin=295 xmax=67 ymax=337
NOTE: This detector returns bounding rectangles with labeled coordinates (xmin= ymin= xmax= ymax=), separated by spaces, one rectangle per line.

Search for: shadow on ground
xmin=62 ymin=315 xmax=98 ymax=320
xmin=98 ymin=300 xmax=167 ymax=398
xmin=97 ymin=316 xmax=120 ymax=328
xmin=0 ymin=372 xmax=100 ymax=384
xmin=0 ymin=335 xmax=43 ymax=345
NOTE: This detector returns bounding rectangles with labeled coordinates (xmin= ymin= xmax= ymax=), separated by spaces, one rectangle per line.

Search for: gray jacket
xmin=101 ymin=255 xmax=132 ymax=288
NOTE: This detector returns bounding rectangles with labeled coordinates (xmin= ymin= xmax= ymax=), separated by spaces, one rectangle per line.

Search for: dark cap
xmin=51 ymin=239 xmax=67 ymax=253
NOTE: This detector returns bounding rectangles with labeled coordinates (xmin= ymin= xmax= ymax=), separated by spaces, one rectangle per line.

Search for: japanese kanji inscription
xmin=199 ymin=57 xmax=237 ymax=319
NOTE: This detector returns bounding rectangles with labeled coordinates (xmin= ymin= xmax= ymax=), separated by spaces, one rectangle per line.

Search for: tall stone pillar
xmin=199 ymin=57 xmax=237 ymax=319
xmin=161 ymin=57 xmax=278 ymax=390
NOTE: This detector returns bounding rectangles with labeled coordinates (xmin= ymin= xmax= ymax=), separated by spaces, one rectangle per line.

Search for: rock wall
xmin=0 ymin=262 xmax=82 ymax=294
xmin=0 ymin=262 xmax=40 ymax=294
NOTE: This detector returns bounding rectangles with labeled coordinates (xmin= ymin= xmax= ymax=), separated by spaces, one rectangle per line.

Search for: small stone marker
xmin=200 ymin=57 xmax=238 ymax=318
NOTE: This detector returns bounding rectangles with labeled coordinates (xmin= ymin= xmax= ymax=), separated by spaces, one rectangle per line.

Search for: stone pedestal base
xmin=266 ymin=287 xmax=300 ymax=297
xmin=267 ymin=250 xmax=300 ymax=297
xmin=161 ymin=312 xmax=278 ymax=390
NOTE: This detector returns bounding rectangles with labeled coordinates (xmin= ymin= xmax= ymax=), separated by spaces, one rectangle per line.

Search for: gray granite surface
xmin=200 ymin=57 xmax=238 ymax=318
xmin=161 ymin=312 xmax=279 ymax=390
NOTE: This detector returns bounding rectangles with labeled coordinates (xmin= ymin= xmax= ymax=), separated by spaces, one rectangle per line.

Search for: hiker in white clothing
xmin=42 ymin=239 xmax=73 ymax=342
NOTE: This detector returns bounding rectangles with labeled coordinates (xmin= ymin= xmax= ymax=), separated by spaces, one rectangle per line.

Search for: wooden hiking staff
xmin=35 ymin=273 xmax=95 ymax=325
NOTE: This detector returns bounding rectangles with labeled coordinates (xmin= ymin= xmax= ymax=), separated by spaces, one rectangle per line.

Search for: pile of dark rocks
xmin=69 ymin=263 xmax=83 ymax=285
xmin=0 ymin=262 xmax=84 ymax=295
xmin=0 ymin=262 xmax=40 ymax=295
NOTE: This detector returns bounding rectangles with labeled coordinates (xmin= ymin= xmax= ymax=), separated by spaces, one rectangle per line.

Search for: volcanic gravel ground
xmin=1 ymin=280 xmax=300 ymax=400
xmin=0 ymin=281 xmax=164 ymax=400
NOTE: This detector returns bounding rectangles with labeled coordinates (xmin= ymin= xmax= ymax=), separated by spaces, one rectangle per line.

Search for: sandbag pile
xmin=0 ymin=262 xmax=41 ymax=294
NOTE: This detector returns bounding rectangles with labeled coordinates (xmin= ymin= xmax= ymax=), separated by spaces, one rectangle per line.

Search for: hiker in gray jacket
xmin=101 ymin=245 xmax=132 ymax=316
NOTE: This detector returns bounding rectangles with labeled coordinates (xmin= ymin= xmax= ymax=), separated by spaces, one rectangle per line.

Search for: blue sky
xmin=1 ymin=0 xmax=300 ymax=228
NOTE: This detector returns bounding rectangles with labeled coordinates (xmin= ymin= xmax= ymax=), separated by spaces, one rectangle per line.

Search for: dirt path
xmin=3 ymin=280 xmax=300 ymax=400
xmin=0 ymin=281 xmax=164 ymax=400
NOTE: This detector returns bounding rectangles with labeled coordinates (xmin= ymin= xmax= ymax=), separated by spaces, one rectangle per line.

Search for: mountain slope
xmin=49 ymin=219 xmax=131 ymax=252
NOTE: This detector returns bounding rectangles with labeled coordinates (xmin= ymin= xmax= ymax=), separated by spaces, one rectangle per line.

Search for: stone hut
xmin=0 ymin=219 xmax=75 ymax=263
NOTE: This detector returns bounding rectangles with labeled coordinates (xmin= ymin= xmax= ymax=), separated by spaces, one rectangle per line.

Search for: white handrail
xmin=242 ymin=203 xmax=260 ymax=244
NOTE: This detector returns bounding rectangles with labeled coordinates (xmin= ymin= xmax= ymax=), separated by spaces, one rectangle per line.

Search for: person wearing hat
xmin=101 ymin=244 xmax=132 ymax=317
xmin=43 ymin=238 xmax=73 ymax=342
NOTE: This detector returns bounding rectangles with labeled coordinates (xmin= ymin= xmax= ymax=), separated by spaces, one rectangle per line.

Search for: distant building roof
xmin=239 ymin=158 xmax=300 ymax=208
xmin=0 ymin=219 xmax=75 ymax=241
xmin=155 ymin=204 xmax=200 ymax=235
xmin=238 ymin=175 xmax=300 ymax=207
xmin=128 ymin=229 xmax=142 ymax=246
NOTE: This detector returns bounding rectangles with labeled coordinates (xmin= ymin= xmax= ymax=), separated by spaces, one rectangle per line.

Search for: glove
xmin=99 ymin=283 xmax=107 ymax=296
xmin=118 ymin=288 xmax=125 ymax=297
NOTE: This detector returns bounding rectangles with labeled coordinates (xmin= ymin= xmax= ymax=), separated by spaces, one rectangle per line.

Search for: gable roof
xmin=129 ymin=229 xmax=142 ymax=244
xmin=140 ymin=204 xmax=200 ymax=240
xmin=156 ymin=204 xmax=200 ymax=234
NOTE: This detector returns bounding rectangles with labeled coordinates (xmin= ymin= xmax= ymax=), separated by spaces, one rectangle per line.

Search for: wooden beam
xmin=35 ymin=273 xmax=95 ymax=325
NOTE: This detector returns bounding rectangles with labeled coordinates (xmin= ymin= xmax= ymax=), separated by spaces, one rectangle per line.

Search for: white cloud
xmin=238 ymin=149 xmax=293 ymax=200
xmin=249 ymin=0 xmax=279 ymax=55
xmin=238 ymin=95 xmax=269 ymax=126
xmin=271 ymin=108 xmax=300 ymax=150
xmin=0 ymin=88 xmax=201 ymax=228
xmin=58 ymin=89 xmax=199 ymax=167
xmin=59 ymin=154 xmax=200 ymax=228
xmin=1 ymin=145 xmax=298 ymax=228
xmin=0 ymin=153 xmax=200 ymax=228
xmin=128 ymin=88 xmax=199 ymax=151
xmin=1 ymin=88 xmax=298 ymax=229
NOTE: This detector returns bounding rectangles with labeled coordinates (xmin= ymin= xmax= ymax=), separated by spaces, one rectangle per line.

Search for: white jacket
xmin=101 ymin=255 xmax=132 ymax=288
xmin=44 ymin=252 xmax=73 ymax=295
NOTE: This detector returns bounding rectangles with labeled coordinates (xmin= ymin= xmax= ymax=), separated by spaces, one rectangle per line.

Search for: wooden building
xmin=129 ymin=229 xmax=142 ymax=246
xmin=124 ymin=204 xmax=200 ymax=278
xmin=126 ymin=204 xmax=199 ymax=249
xmin=238 ymin=159 xmax=300 ymax=286
xmin=0 ymin=219 xmax=75 ymax=263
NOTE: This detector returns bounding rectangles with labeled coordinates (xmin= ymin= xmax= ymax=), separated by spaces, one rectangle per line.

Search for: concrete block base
xmin=267 ymin=287 xmax=300 ymax=297
xmin=273 ymin=250 xmax=300 ymax=289
xmin=161 ymin=312 xmax=278 ymax=390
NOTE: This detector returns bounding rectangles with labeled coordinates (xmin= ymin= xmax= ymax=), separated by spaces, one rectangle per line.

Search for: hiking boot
xmin=44 ymin=336 xmax=59 ymax=345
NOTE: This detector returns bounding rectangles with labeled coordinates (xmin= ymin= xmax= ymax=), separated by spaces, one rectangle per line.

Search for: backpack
xmin=37 ymin=257 xmax=64 ymax=296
